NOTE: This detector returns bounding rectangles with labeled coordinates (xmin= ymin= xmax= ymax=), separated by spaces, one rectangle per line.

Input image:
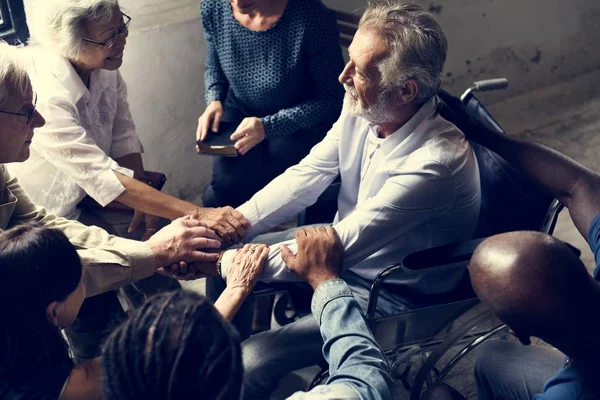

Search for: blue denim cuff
xmin=311 ymin=279 xmax=354 ymax=324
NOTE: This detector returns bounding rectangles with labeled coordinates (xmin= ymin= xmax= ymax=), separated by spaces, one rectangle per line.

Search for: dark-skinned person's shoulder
xmin=587 ymin=212 xmax=600 ymax=281
xmin=0 ymin=362 xmax=73 ymax=400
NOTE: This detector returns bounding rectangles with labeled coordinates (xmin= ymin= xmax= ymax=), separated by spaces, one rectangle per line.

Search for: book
xmin=196 ymin=121 xmax=239 ymax=157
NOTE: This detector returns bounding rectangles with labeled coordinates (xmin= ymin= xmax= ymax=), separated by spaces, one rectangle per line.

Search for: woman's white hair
xmin=0 ymin=42 xmax=31 ymax=106
xmin=27 ymin=0 xmax=119 ymax=60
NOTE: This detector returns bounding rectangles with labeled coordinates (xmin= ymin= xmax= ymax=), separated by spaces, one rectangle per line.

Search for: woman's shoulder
xmin=200 ymin=0 xmax=228 ymax=26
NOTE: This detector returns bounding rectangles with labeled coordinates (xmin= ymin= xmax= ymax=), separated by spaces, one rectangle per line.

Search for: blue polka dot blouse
xmin=201 ymin=0 xmax=345 ymax=138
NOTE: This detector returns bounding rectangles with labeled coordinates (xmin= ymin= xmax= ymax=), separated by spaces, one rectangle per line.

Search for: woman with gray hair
xmin=10 ymin=0 xmax=251 ymax=361
xmin=13 ymin=0 xmax=249 ymax=245
xmin=0 ymin=41 xmax=266 ymax=399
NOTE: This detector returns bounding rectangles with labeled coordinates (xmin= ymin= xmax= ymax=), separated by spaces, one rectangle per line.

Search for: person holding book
xmin=197 ymin=0 xmax=345 ymax=208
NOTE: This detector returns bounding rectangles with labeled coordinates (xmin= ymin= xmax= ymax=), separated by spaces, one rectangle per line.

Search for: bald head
xmin=469 ymin=231 xmax=600 ymax=355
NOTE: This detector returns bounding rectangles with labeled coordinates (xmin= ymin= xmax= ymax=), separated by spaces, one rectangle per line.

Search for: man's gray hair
xmin=27 ymin=0 xmax=119 ymax=60
xmin=359 ymin=1 xmax=448 ymax=103
xmin=0 ymin=42 xmax=31 ymax=106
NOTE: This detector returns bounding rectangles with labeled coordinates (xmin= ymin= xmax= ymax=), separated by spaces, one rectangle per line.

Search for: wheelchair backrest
xmin=462 ymin=92 xmax=556 ymax=238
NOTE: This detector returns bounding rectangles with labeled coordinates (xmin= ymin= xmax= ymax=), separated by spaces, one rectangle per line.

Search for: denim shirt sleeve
xmin=304 ymin=279 xmax=394 ymax=400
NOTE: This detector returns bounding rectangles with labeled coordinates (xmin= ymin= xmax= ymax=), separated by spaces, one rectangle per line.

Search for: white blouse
xmin=8 ymin=50 xmax=142 ymax=220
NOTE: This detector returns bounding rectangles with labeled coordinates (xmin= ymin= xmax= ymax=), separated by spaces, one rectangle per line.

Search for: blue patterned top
xmin=201 ymin=0 xmax=344 ymax=138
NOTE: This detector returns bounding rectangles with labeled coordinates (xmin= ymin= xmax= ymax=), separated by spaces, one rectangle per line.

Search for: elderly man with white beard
xmin=202 ymin=2 xmax=481 ymax=399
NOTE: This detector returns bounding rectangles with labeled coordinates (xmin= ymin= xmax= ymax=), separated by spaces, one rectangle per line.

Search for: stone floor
xmin=182 ymin=67 xmax=600 ymax=399
xmin=485 ymin=67 xmax=600 ymax=275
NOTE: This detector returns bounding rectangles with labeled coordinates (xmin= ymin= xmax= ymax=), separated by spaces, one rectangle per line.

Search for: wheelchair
xmin=305 ymin=78 xmax=564 ymax=399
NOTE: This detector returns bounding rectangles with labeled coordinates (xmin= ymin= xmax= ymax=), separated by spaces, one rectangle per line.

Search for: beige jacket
xmin=0 ymin=164 xmax=155 ymax=297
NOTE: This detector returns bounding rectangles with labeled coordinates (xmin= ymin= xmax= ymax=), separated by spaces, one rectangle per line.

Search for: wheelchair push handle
xmin=473 ymin=78 xmax=509 ymax=92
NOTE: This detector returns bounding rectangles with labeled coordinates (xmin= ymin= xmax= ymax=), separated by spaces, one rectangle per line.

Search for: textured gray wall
xmin=324 ymin=0 xmax=600 ymax=102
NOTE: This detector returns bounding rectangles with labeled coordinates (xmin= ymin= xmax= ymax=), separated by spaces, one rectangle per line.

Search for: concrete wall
xmin=24 ymin=0 xmax=211 ymax=204
xmin=22 ymin=0 xmax=600 ymax=203
xmin=324 ymin=0 xmax=600 ymax=103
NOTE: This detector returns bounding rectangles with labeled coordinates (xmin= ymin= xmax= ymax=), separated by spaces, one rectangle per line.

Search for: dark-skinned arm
xmin=438 ymin=96 xmax=600 ymax=239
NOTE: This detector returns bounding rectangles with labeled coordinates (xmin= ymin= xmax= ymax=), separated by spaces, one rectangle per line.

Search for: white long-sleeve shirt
xmin=222 ymin=97 xmax=481 ymax=294
xmin=8 ymin=50 xmax=142 ymax=220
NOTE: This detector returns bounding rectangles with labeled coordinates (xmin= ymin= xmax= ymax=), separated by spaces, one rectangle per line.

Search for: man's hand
xmin=196 ymin=100 xmax=224 ymax=148
xmin=145 ymin=215 xmax=221 ymax=268
xmin=230 ymin=117 xmax=265 ymax=155
xmin=281 ymin=226 xmax=343 ymax=290
xmin=194 ymin=207 xmax=252 ymax=247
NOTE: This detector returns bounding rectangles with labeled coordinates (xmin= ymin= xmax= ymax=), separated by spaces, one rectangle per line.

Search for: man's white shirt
xmin=223 ymin=97 xmax=481 ymax=294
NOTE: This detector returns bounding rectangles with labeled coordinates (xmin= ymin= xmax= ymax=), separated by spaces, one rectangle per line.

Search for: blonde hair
xmin=27 ymin=0 xmax=118 ymax=60
xmin=0 ymin=42 xmax=31 ymax=106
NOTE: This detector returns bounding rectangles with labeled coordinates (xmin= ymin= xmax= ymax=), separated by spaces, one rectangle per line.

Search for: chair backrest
xmin=460 ymin=92 xmax=557 ymax=237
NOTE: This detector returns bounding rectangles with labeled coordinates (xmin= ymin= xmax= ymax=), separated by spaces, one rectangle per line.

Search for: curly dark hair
xmin=101 ymin=290 xmax=243 ymax=400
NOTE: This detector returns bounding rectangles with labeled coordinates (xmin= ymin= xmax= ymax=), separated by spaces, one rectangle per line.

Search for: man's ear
xmin=46 ymin=301 xmax=60 ymax=326
xmin=397 ymin=79 xmax=418 ymax=105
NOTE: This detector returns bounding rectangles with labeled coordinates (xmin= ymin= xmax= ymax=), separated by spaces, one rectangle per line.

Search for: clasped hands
xmin=156 ymin=223 xmax=343 ymax=312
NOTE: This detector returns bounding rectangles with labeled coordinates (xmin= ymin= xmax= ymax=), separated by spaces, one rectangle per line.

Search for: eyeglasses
xmin=0 ymin=92 xmax=37 ymax=124
xmin=83 ymin=12 xmax=131 ymax=50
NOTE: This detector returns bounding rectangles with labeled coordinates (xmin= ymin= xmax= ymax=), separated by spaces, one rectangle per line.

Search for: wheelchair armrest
xmin=366 ymin=238 xmax=486 ymax=318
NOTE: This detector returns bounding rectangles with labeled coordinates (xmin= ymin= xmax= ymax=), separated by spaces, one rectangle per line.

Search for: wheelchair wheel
xmin=409 ymin=305 xmax=549 ymax=399
xmin=409 ymin=304 xmax=504 ymax=400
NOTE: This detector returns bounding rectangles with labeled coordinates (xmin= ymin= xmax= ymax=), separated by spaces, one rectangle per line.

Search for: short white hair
xmin=360 ymin=1 xmax=448 ymax=104
xmin=27 ymin=0 xmax=119 ymax=60
xmin=0 ymin=42 xmax=31 ymax=106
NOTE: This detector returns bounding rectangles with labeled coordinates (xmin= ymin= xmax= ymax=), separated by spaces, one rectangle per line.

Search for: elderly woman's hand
xmin=230 ymin=117 xmax=266 ymax=155
xmin=226 ymin=244 xmax=270 ymax=295
xmin=196 ymin=100 xmax=224 ymax=147
xmin=212 ymin=244 xmax=269 ymax=321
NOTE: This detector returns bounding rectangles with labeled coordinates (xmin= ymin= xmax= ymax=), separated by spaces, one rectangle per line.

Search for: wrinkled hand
xmin=226 ymin=244 xmax=270 ymax=295
xmin=230 ymin=117 xmax=265 ymax=155
xmin=194 ymin=207 xmax=251 ymax=247
xmin=145 ymin=215 xmax=221 ymax=269
xmin=196 ymin=100 xmax=224 ymax=150
xmin=281 ymin=226 xmax=343 ymax=290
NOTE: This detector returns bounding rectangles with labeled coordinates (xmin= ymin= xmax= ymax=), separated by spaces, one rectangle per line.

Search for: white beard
xmin=343 ymin=84 xmax=396 ymax=124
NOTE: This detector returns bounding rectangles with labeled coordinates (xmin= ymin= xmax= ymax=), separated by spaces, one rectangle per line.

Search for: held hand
xmin=194 ymin=207 xmax=252 ymax=247
xmin=281 ymin=226 xmax=343 ymax=290
xmin=226 ymin=244 xmax=270 ymax=295
xmin=141 ymin=214 xmax=161 ymax=241
xmin=158 ymin=259 xmax=217 ymax=281
xmin=196 ymin=100 xmax=224 ymax=150
xmin=145 ymin=216 xmax=222 ymax=269
xmin=230 ymin=117 xmax=265 ymax=155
